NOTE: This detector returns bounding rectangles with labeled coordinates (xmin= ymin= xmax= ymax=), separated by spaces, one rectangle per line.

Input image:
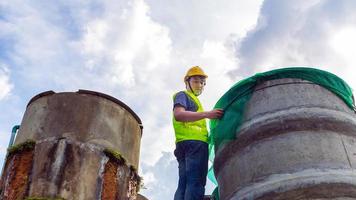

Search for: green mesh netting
xmin=208 ymin=67 xmax=355 ymax=200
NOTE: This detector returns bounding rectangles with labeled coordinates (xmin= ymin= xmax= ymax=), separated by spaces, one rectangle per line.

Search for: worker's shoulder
xmin=173 ymin=91 xmax=186 ymax=98
xmin=173 ymin=91 xmax=190 ymax=102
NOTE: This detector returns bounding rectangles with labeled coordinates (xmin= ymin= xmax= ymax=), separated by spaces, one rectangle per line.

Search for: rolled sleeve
xmin=174 ymin=92 xmax=188 ymax=110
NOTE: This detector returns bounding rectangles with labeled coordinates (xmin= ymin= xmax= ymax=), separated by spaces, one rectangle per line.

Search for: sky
xmin=1 ymin=0 xmax=356 ymax=199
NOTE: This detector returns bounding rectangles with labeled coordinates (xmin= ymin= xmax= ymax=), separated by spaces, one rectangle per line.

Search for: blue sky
xmin=1 ymin=0 xmax=356 ymax=199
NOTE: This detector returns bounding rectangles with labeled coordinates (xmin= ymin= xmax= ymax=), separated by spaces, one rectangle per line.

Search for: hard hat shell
xmin=184 ymin=66 xmax=208 ymax=81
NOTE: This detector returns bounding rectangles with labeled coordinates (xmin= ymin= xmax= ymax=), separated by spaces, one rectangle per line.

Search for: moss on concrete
xmin=103 ymin=149 xmax=143 ymax=192
xmin=129 ymin=164 xmax=137 ymax=172
xmin=7 ymin=140 xmax=36 ymax=157
xmin=137 ymin=176 xmax=146 ymax=192
xmin=129 ymin=164 xmax=143 ymax=192
xmin=103 ymin=148 xmax=126 ymax=165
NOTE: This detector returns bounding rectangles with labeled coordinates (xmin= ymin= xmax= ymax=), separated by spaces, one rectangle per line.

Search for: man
xmin=173 ymin=66 xmax=224 ymax=200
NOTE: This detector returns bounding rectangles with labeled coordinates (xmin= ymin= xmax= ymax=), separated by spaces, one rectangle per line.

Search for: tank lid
xmin=27 ymin=90 xmax=143 ymax=129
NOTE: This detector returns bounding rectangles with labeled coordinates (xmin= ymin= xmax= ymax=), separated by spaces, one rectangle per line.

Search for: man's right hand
xmin=205 ymin=109 xmax=224 ymax=119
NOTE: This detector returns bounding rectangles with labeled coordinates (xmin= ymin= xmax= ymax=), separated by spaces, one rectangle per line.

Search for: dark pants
xmin=174 ymin=140 xmax=209 ymax=200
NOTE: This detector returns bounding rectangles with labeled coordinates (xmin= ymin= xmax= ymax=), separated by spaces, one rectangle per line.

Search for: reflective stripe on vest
xmin=172 ymin=90 xmax=208 ymax=143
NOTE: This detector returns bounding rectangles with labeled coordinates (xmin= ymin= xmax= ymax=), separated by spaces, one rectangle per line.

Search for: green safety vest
xmin=172 ymin=90 xmax=208 ymax=143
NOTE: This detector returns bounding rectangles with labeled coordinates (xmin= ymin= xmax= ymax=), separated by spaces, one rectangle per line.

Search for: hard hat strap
xmin=187 ymin=77 xmax=196 ymax=96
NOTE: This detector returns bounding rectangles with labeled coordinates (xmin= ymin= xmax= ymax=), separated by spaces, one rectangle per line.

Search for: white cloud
xmin=328 ymin=27 xmax=356 ymax=89
xmin=0 ymin=65 xmax=13 ymax=100
xmin=330 ymin=27 xmax=356 ymax=61
xmin=0 ymin=126 xmax=10 ymax=172
xmin=146 ymin=0 xmax=263 ymax=45
xmin=199 ymin=40 xmax=239 ymax=109
xmin=80 ymin=0 xmax=172 ymax=88
xmin=0 ymin=144 xmax=7 ymax=157
xmin=230 ymin=0 xmax=356 ymax=85
xmin=140 ymin=152 xmax=177 ymax=199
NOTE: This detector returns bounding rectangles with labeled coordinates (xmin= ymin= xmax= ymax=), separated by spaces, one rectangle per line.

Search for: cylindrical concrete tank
xmin=214 ymin=78 xmax=356 ymax=200
xmin=137 ymin=194 xmax=149 ymax=200
xmin=0 ymin=90 xmax=143 ymax=200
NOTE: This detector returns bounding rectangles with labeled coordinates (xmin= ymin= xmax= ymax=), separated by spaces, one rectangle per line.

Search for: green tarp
xmin=208 ymin=67 xmax=355 ymax=200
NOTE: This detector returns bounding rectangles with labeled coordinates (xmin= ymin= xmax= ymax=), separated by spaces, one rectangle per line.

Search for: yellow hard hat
xmin=184 ymin=66 xmax=208 ymax=81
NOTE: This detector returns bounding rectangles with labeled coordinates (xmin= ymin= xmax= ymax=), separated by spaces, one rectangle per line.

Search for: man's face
xmin=187 ymin=76 xmax=206 ymax=96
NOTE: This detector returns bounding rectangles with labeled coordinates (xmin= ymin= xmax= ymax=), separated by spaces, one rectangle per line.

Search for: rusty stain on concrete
xmin=0 ymin=147 xmax=34 ymax=200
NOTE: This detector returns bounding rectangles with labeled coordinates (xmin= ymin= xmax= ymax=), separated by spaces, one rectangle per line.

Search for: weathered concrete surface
xmin=214 ymin=79 xmax=356 ymax=200
xmin=24 ymin=138 xmax=140 ymax=200
xmin=15 ymin=90 xmax=142 ymax=168
xmin=137 ymin=193 xmax=149 ymax=200
xmin=28 ymin=138 xmax=104 ymax=199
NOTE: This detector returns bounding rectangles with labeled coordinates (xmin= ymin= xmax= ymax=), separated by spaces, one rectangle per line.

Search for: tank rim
xmin=26 ymin=90 xmax=143 ymax=130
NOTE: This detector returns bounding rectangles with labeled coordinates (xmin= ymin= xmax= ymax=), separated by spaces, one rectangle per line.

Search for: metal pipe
xmin=0 ymin=125 xmax=20 ymax=185
xmin=8 ymin=125 xmax=20 ymax=148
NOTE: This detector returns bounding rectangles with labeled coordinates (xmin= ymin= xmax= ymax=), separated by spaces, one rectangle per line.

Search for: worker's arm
xmin=174 ymin=106 xmax=224 ymax=122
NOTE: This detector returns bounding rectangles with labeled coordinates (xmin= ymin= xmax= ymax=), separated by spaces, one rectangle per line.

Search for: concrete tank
xmin=214 ymin=78 xmax=356 ymax=200
xmin=137 ymin=194 xmax=149 ymax=200
xmin=0 ymin=90 xmax=143 ymax=200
